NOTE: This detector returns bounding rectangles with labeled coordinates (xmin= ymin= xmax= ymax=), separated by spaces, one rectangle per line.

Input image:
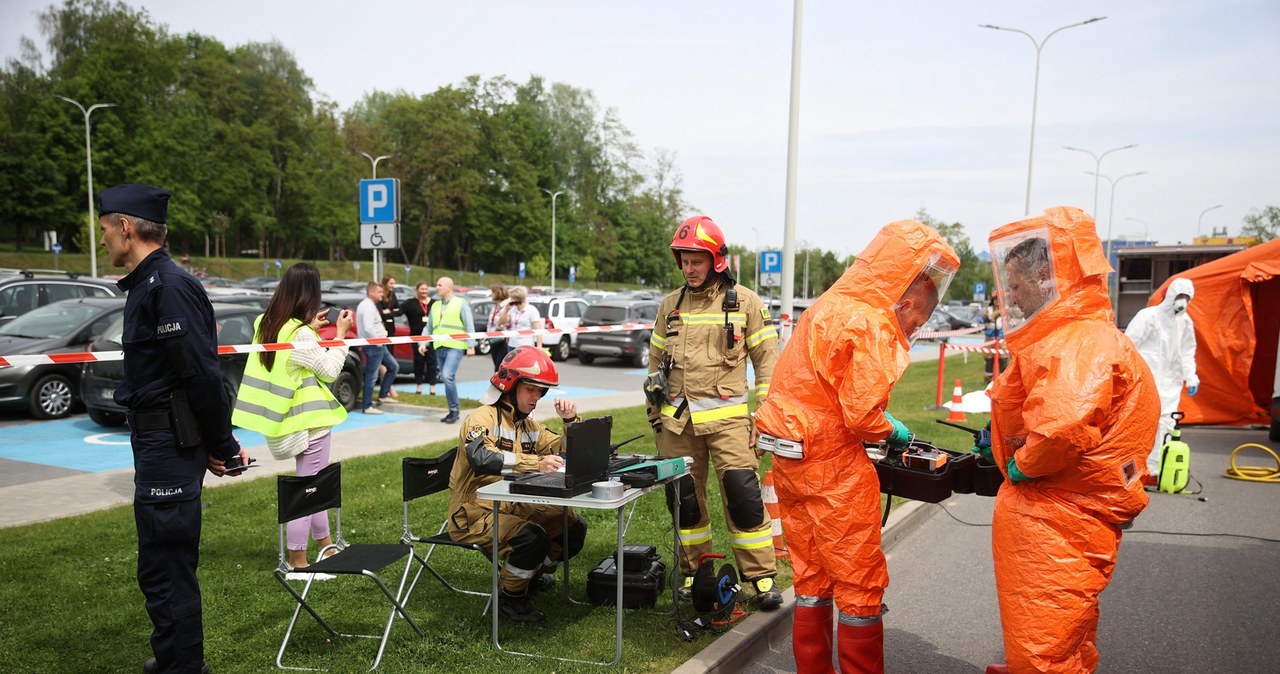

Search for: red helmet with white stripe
xmin=480 ymin=346 xmax=559 ymax=405
xmin=671 ymin=215 xmax=730 ymax=273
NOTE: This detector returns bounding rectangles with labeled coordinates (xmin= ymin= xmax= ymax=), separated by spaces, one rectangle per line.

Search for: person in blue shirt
xmin=99 ymin=183 xmax=250 ymax=674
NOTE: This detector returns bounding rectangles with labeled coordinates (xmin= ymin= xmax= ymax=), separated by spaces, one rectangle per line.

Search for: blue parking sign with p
xmin=761 ymin=250 xmax=782 ymax=274
xmin=360 ymin=179 xmax=399 ymax=224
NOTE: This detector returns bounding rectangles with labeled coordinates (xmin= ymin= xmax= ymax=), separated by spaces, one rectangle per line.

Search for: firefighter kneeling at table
xmin=446 ymin=346 xmax=586 ymax=624
xmin=646 ymin=215 xmax=783 ymax=610
xmin=754 ymin=220 xmax=959 ymax=674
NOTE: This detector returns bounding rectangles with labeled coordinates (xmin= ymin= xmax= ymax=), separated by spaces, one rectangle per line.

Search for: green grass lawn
xmin=0 ymin=352 xmax=988 ymax=673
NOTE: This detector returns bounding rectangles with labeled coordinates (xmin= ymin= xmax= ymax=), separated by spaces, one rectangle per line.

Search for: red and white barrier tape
xmin=942 ymin=341 xmax=1008 ymax=356
xmin=0 ymin=322 xmax=658 ymax=367
xmin=916 ymin=325 xmax=985 ymax=340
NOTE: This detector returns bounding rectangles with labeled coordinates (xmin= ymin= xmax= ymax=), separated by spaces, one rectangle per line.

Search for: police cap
xmin=98 ymin=184 xmax=170 ymax=224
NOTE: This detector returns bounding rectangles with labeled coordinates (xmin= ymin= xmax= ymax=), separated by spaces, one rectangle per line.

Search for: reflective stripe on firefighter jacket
xmin=647 ymin=278 xmax=778 ymax=435
xmin=430 ymin=296 xmax=468 ymax=350
xmin=447 ymin=401 xmax=567 ymax=518
xmin=231 ymin=317 xmax=346 ymax=436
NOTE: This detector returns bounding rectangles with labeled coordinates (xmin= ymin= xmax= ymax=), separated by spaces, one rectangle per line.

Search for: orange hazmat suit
xmin=754 ymin=220 xmax=958 ymax=674
xmin=987 ymin=206 xmax=1159 ymax=673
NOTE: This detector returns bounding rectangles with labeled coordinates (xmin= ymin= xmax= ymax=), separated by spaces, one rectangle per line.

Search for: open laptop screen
xmin=565 ymin=416 xmax=613 ymax=485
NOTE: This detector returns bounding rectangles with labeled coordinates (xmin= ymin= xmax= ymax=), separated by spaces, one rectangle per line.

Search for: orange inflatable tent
xmin=1147 ymin=238 xmax=1280 ymax=426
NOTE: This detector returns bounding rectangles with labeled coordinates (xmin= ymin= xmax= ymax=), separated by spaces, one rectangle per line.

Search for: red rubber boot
xmin=984 ymin=665 xmax=1010 ymax=674
xmin=836 ymin=620 xmax=884 ymax=674
xmin=792 ymin=604 xmax=836 ymax=674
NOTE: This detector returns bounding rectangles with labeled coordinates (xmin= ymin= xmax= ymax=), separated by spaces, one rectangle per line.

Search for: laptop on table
xmin=509 ymin=416 xmax=614 ymax=498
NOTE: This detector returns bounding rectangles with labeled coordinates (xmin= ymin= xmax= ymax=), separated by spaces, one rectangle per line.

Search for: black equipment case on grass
xmin=587 ymin=545 xmax=666 ymax=609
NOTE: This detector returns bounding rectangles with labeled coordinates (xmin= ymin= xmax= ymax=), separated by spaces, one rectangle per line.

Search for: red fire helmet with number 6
xmin=670 ymin=215 xmax=730 ymax=273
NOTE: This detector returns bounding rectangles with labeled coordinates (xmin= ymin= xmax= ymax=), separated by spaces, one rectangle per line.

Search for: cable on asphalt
xmin=932 ymin=503 xmax=1280 ymax=542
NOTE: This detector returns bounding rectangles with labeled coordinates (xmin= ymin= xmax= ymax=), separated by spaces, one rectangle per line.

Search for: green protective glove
xmin=1006 ymin=457 xmax=1031 ymax=484
xmin=884 ymin=412 xmax=912 ymax=450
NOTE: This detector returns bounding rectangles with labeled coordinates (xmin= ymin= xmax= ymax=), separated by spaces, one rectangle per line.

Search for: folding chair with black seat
xmin=400 ymin=451 xmax=493 ymax=615
xmin=274 ymin=462 xmax=423 ymax=671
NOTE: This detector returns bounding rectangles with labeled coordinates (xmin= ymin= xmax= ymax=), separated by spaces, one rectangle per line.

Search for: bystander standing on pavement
xmin=982 ymin=206 xmax=1160 ymax=673
xmin=99 ymin=183 xmax=250 ymax=674
xmin=356 ymin=281 xmax=398 ymax=415
xmin=375 ymin=275 xmax=402 ymax=400
xmin=401 ymin=281 xmax=438 ymax=395
xmin=487 ymin=283 xmax=510 ymax=370
xmin=501 ymin=285 xmax=543 ymax=351
xmin=423 ymin=276 xmax=474 ymax=423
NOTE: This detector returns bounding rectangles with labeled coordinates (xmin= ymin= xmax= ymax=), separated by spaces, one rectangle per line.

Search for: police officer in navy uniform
xmin=98 ymin=184 xmax=250 ymax=674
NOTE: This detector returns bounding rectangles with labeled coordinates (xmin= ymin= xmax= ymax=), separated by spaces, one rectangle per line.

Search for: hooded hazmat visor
xmin=892 ymin=251 xmax=958 ymax=345
xmin=991 ymin=228 xmax=1059 ymax=334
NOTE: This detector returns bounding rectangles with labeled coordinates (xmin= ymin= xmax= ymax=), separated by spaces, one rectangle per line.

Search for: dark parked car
xmin=0 ymin=270 xmax=121 ymax=325
xmin=0 ymin=297 xmax=126 ymax=419
xmin=81 ymin=303 xmax=363 ymax=427
xmin=575 ymin=299 xmax=660 ymax=367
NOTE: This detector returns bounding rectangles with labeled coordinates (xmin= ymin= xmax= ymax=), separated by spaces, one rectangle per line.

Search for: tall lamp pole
xmin=1197 ymin=204 xmax=1223 ymax=237
xmin=1064 ymin=143 xmax=1136 ymax=220
xmin=357 ymin=151 xmax=391 ymax=282
xmin=981 ymin=17 xmax=1106 ymax=215
xmin=1126 ymin=217 xmax=1148 ymax=242
xmin=543 ymin=189 xmax=564 ymax=291
xmin=1088 ymin=170 xmax=1146 ymax=307
xmin=57 ymin=96 xmax=116 ymax=278
xmin=749 ymin=226 xmax=762 ymax=293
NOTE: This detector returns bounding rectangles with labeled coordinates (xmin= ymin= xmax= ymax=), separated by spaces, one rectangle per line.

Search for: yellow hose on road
xmin=1223 ymin=443 xmax=1280 ymax=483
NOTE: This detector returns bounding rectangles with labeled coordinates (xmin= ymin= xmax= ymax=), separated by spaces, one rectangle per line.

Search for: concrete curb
xmin=673 ymin=499 xmax=934 ymax=674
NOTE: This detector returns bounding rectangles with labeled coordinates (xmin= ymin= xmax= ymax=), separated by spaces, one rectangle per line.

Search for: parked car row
xmin=81 ymin=302 xmax=364 ymax=427
xmin=0 ymin=272 xmax=664 ymax=420
xmin=0 ymin=270 xmax=121 ymax=325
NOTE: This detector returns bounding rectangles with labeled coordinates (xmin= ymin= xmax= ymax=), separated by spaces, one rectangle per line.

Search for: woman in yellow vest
xmin=232 ymin=263 xmax=351 ymax=576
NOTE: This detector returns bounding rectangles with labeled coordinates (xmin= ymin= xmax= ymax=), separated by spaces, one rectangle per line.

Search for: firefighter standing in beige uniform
xmin=646 ymin=215 xmax=782 ymax=609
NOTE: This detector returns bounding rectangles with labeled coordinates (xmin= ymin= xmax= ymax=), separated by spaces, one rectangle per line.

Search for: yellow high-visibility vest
xmin=232 ymin=317 xmax=347 ymax=437
xmin=430 ymin=297 xmax=468 ymax=350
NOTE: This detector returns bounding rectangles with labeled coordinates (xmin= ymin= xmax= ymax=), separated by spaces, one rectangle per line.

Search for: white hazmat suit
xmin=1125 ymin=277 xmax=1199 ymax=475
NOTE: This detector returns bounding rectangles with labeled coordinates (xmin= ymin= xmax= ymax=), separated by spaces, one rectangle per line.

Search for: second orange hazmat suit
xmin=987 ymin=206 xmax=1159 ymax=673
xmin=754 ymin=220 xmax=959 ymax=674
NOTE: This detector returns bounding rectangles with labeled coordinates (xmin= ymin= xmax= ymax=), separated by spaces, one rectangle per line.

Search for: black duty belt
xmin=128 ymin=410 xmax=171 ymax=431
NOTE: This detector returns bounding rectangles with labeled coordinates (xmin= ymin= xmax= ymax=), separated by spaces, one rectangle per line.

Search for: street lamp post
xmin=1064 ymin=144 xmax=1137 ymax=220
xmin=981 ymin=17 xmax=1106 ymax=215
xmin=1197 ymin=204 xmax=1223 ymax=237
xmin=57 ymin=96 xmax=116 ymax=278
xmin=1088 ymin=170 xmax=1146 ymax=307
xmin=543 ymin=189 xmax=564 ymax=292
xmin=357 ymin=151 xmax=391 ymax=282
xmin=749 ymin=226 xmax=762 ymax=293
xmin=1126 ymin=217 xmax=1149 ymax=242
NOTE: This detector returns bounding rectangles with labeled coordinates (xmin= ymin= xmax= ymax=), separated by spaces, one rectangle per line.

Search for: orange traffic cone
xmin=946 ymin=379 xmax=968 ymax=423
xmin=761 ymin=469 xmax=789 ymax=559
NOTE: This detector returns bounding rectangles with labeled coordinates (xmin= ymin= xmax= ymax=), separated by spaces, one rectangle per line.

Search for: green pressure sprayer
xmin=1158 ymin=411 xmax=1191 ymax=494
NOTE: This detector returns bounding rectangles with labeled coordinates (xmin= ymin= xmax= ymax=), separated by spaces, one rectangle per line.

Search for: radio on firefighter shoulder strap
xmin=722 ymin=283 xmax=739 ymax=350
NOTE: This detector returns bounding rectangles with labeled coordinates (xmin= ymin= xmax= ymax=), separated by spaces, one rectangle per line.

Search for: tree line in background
xmin=0 ymin=0 xmax=1018 ymax=301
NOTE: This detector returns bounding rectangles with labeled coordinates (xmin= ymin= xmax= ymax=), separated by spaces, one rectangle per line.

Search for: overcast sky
xmin=3 ymin=0 xmax=1277 ymax=259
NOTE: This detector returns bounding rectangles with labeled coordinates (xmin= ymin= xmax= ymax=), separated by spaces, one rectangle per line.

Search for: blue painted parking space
xmin=0 ymin=411 xmax=417 ymax=474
